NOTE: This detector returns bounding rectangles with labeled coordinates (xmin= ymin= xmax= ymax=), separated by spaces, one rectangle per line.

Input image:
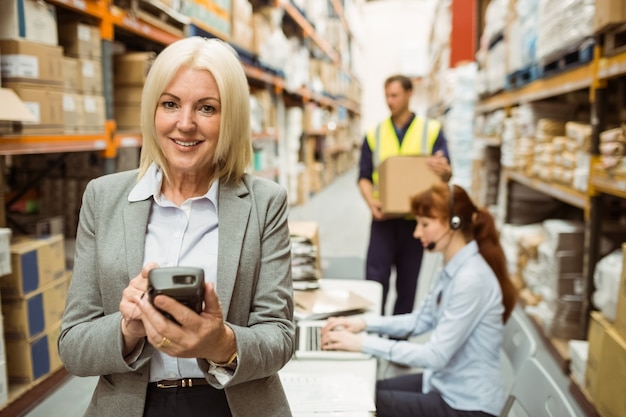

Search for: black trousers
xmin=143 ymin=383 xmax=232 ymax=417
xmin=376 ymin=374 xmax=495 ymax=417
xmin=366 ymin=218 xmax=422 ymax=315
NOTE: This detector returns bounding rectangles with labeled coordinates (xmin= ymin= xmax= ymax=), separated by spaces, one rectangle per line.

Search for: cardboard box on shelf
xmin=62 ymin=92 xmax=85 ymax=132
xmin=1 ymin=83 xmax=64 ymax=134
xmin=5 ymin=321 xmax=62 ymax=384
xmin=0 ymin=0 xmax=58 ymax=46
xmin=0 ymin=88 xmax=36 ymax=123
xmin=0 ymin=228 xmax=12 ymax=277
xmin=114 ymin=86 xmax=143 ymax=105
xmin=0 ymin=316 xmax=5 ymax=362
xmin=0 ymin=39 xmax=63 ymax=85
xmin=113 ymin=52 xmax=156 ymax=86
xmin=594 ymin=0 xmax=626 ymax=33
xmin=0 ymin=234 xmax=65 ymax=297
xmin=0 ymin=360 xmax=7 ymax=409
xmin=61 ymin=56 xmax=81 ymax=93
xmin=1 ymin=271 xmax=70 ymax=339
xmin=378 ymin=155 xmax=442 ymax=216
xmin=78 ymin=58 xmax=103 ymax=95
xmin=613 ymin=243 xmax=626 ymax=341
xmin=57 ymin=22 xmax=101 ymax=59
xmin=82 ymin=94 xmax=106 ymax=132
xmin=595 ymin=325 xmax=626 ymax=417
xmin=585 ymin=310 xmax=611 ymax=403
xmin=114 ymin=104 xmax=141 ymax=131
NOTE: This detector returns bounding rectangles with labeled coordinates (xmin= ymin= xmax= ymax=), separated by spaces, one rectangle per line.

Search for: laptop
xmin=294 ymin=319 xmax=372 ymax=360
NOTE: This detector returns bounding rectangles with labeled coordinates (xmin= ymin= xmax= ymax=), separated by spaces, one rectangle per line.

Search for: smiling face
xmin=155 ymin=66 xmax=221 ymax=183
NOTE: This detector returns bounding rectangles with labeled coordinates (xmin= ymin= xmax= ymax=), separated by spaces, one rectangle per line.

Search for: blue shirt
xmin=358 ymin=113 xmax=451 ymax=182
xmin=128 ymin=163 xmax=222 ymax=382
xmin=361 ymin=241 xmax=506 ymax=415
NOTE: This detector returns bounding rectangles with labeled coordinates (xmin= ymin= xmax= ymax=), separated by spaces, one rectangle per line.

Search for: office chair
xmin=499 ymin=357 xmax=578 ymax=417
xmin=502 ymin=308 xmax=538 ymax=375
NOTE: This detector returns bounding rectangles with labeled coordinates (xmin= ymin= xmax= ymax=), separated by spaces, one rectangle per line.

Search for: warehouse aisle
xmin=23 ymin=167 xmax=587 ymax=417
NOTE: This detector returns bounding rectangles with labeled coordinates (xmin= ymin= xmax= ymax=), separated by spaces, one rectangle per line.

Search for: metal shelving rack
xmin=0 ymin=1 xmax=361 ymax=415
xmin=474 ymin=33 xmax=626 ymax=415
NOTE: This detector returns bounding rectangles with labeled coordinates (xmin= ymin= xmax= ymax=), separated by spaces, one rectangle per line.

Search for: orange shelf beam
xmin=476 ymin=64 xmax=593 ymax=113
xmin=0 ymin=133 xmax=107 ymax=155
xmin=598 ymin=50 xmax=626 ymax=80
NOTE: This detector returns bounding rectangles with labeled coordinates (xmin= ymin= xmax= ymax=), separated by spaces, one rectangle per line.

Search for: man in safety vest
xmin=358 ymin=74 xmax=452 ymax=316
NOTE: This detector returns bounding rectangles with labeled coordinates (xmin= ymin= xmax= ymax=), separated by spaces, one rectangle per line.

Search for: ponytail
xmin=411 ymin=184 xmax=517 ymax=323
xmin=472 ymin=208 xmax=517 ymax=323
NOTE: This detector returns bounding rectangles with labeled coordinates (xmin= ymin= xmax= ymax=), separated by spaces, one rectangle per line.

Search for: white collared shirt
xmin=128 ymin=163 xmax=220 ymax=381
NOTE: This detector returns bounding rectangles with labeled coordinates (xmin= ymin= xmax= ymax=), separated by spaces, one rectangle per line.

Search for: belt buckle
xmin=156 ymin=380 xmax=179 ymax=389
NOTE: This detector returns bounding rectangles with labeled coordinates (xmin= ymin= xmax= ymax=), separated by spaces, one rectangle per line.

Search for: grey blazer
xmin=59 ymin=169 xmax=295 ymax=417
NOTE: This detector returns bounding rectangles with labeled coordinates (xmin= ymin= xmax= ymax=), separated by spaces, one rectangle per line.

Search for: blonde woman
xmin=59 ymin=37 xmax=295 ymax=417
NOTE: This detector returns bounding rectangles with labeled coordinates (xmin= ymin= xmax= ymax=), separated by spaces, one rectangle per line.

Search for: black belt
xmin=150 ymin=378 xmax=210 ymax=388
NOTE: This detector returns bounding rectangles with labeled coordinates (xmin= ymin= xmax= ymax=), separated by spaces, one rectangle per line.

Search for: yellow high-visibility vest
xmin=366 ymin=115 xmax=441 ymax=197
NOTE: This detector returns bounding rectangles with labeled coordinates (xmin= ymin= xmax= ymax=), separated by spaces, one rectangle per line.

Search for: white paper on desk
xmin=280 ymin=373 xmax=376 ymax=413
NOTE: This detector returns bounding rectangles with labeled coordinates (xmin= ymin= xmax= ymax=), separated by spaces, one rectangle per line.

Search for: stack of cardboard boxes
xmin=113 ymin=51 xmax=156 ymax=132
xmin=0 ymin=228 xmax=12 ymax=409
xmin=585 ymin=242 xmax=626 ymax=417
xmin=59 ymin=22 xmax=106 ymax=134
xmin=0 ymin=234 xmax=69 ymax=405
xmin=0 ymin=0 xmax=106 ymax=135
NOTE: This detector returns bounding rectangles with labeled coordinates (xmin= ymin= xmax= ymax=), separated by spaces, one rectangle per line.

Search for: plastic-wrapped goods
xmin=500 ymin=117 xmax=518 ymax=168
xmin=592 ymin=249 xmax=624 ymax=321
xmin=547 ymin=294 xmax=585 ymax=339
xmin=283 ymin=39 xmax=310 ymax=92
xmin=599 ymin=126 xmax=626 ymax=170
xmin=254 ymin=7 xmax=289 ymax=72
xmin=485 ymin=41 xmax=507 ymax=93
xmin=500 ymin=223 xmax=546 ymax=278
xmin=507 ymin=0 xmax=540 ymax=73
xmin=518 ymin=0 xmax=540 ymax=68
xmin=516 ymin=102 xmax=576 ymax=137
xmin=536 ymin=0 xmax=595 ymax=63
xmin=482 ymin=0 xmax=508 ymax=48
xmin=441 ymin=63 xmax=478 ymax=189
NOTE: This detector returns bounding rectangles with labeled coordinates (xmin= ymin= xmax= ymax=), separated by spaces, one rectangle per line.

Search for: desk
xmin=281 ymin=279 xmax=382 ymax=416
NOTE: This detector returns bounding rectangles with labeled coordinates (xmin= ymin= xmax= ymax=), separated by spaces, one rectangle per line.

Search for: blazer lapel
xmin=123 ymin=198 xmax=152 ymax=279
xmin=217 ymin=180 xmax=250 ymax=314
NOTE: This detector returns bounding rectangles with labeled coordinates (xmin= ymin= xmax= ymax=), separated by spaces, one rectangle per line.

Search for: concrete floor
xmin=23 ymin=167 xmax=588 ymax=417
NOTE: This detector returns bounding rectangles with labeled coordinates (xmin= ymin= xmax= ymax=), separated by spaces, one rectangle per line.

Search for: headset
xmin=425 ymin=183 xmax=461 ymax=251
xmin=449 ymin=183 xmax=462 ymax=231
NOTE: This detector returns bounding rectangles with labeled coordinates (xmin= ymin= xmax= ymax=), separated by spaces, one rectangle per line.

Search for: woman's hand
xmin=320 ymin=317 xmax=366 ymax=352
xmin=138 ymin=281 xmax=236 ymax=364
xmin=322 ymin=316 xmax=366 ymax=334
xmin=119 ymin=263 xmax=158 ymax=354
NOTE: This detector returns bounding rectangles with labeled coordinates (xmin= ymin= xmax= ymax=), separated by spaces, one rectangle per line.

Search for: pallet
xmin=505 ymin=64 xmax=541 ymax=90
xmin=603 ymin=23 xmax=626 ymax=56
xmin=540 ymin=39 xmax=595 ymax=78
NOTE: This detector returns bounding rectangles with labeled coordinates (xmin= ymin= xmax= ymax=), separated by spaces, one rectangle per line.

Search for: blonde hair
xmin=138 ymin=36 xmax=252 ymax=184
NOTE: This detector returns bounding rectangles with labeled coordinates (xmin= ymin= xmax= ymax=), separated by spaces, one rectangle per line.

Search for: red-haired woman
xmin=321 ymin=183 xmax=517 ymax=417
